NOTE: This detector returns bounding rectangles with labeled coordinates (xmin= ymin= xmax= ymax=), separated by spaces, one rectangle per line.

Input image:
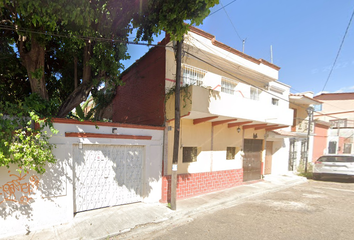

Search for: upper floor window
xmin=221 ymin=78 xmax=237 ymax=95
xmin=250 ymin=87 xmax=261 ymax=100
xmin=330 ymin=119 xmax=347 ymax=128
xmin=182 ymin=65 xmax=206 ymax=86
xmin=272 ymin=98 xmax=279 ymax=106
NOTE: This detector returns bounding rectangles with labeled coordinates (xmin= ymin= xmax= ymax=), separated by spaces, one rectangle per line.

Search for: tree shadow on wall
xmin=72 ymin=144 xmax=161 ymax=213
xmin=0 ymin=151 xmax=71 ymax=235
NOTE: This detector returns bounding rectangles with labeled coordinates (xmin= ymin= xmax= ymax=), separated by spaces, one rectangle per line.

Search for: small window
xmin=221 ymin=78 xmax=237 ymax=95
xmin=328 ymin=141 xmax=337 ymax=154
xmin=272 ymin=98 xmax=279 ymax=106
xmin=183 ymin=147 xmax=198 ymax=163
xmin=343 ymin=143 xmax=352 ymax=154
xmin=250 ymin=87 xmax=261 ymax=100
xmin=226 ymin=147 xmax=236 ymax=160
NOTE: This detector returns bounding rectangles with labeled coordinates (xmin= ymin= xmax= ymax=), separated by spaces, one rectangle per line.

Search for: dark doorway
xmin=243 ymin=139 xmax=263 ymax=182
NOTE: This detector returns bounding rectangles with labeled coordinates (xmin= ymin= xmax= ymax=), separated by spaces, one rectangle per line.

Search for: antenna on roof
xmin=242 ymin=38 xmax=247 ymax=53
xmin=270 ymin=45 xmax=273 ymax=63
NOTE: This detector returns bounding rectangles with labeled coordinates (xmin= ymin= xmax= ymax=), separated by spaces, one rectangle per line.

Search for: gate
xmin=243 ymin=139 xmax=263 ymax=182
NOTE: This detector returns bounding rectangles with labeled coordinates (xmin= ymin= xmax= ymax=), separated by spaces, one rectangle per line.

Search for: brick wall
xmin=112 ymin=45 xmax=166 ymax=126
xmin=160 ymin=169 xmax=243 ymax=203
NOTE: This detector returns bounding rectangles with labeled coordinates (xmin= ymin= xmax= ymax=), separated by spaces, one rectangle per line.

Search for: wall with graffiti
xmin=0 ymin=120 xmax=164 ymax=239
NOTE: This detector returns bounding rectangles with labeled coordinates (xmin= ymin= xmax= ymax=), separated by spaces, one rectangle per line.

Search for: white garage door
xmin=73 ymin=145 xmax=144 ymax=212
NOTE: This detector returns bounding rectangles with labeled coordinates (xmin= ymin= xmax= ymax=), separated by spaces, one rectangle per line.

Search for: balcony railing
xmin=293 ymin=118 xmax=314 ymax=134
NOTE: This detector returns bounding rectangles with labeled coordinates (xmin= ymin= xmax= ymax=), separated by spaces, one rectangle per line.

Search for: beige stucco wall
xmin=166 ymin=119 xmax=255 ymax=175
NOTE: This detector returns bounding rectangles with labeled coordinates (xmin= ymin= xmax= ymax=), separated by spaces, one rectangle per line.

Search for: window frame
xmin=250 ymin=87 xmax=261 ymax=101
xmin=182 ymin=147 xmax=198 ymax=163
xmin=221 ymin=77 xmax=238 ymax=95
xmin=226 ymin=147 xmax=236 ymax=160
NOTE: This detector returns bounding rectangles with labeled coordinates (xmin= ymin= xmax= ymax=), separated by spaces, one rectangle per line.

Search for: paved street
xmin=119 ymin=179 xmax=354 ymax=240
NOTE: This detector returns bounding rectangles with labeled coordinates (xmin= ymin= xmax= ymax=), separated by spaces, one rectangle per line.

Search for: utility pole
xmin=171 ymin=39 xmax=183 ymax=210
xmin=305 ymin=106 xmax=314 ymax=173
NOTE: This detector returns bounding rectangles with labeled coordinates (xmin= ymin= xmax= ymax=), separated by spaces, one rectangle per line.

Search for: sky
xmin=122 ymin=0 xmax=354 ymax=96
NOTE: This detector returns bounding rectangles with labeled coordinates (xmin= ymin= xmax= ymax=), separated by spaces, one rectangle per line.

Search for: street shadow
xmin=314 ymin=177 xmax=354 ymax=183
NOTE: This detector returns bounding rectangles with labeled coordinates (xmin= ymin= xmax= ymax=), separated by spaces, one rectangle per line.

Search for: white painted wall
xmin=0 ymin=122 xmax=163 ymax=238
xmin=270 ymin=139 xmax=290 ymax=175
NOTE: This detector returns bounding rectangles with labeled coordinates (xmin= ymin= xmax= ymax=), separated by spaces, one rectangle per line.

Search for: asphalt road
xmin=128 ymin=178 xmax=354 ymax=240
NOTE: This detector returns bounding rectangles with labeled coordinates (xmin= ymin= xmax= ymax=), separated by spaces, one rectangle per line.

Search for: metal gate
xmin=243 ymin=139 xmax=263 ymax=182
xmin=73 ymin=145 xmax=144 ymax=212
xmin=288 ymin=138 xmax=297 ymax=171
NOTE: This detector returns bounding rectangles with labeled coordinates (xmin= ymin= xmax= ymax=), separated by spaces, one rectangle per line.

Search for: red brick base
xmin=160 ymin=169 xmax=243 ymax=203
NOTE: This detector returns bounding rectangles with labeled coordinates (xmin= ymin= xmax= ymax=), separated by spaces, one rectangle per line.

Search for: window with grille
xmin=183 ymin=147 xmax=198 ymax=163
xmin=226 ymin=147 xmax=236 ymax=160
xmin=330 ymin=119 xmax=347 ymax=128
xmin=250 ymin=87 xmax=261 ymax=100
xmin=343 ymin=143 xmax=352 ymax=154
xmin=182 ymin=65 xmax=206 ymax=86
xmin=272 ymin=98 xmax=279 ymax=106
xmin=221 ymin=78 xmax=237 ymax=95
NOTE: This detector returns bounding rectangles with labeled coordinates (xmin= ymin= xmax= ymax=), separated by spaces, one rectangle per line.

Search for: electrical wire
xmin=220 ymin=0 xmax=243 ymax=42
xmin=321 ymin=6 xmax=354 ymax=92
xmin=0 ymin=24 xmax=167 ymax=48
xmin=184 ymin=35 xmax=350 ymax=121
xmin=208 ymin=0 xmax=239 ymax=17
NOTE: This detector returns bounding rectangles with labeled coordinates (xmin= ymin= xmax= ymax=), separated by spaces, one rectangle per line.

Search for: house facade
xmin=313 ymin=92 xmax=354 ymax=158
xmin=112 ymin=27 xmax=296 ymax=202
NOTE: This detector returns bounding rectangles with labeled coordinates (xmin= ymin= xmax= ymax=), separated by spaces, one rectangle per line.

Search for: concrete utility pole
xmin=305 ymin=106 xmax=314 ymax=173
xmin=171 ymin=39 xmax=183 ymax=211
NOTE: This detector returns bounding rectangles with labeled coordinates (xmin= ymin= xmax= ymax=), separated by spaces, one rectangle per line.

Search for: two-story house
xmin=111 ymin=26 xmax=295 ymax=202
xmin=313 ymin=92 xmax=354 ymax=158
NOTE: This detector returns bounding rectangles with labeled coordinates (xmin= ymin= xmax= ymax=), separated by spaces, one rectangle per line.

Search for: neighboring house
xmin=313 ymin=92 xmax=354 ymax=157
xmin=0 ymin=119 xmax=164 ymax=238
xmin=112 ymin=26 xmax=296 ymax=202
xmin=274 ymin=92 xmax=322 ymax=171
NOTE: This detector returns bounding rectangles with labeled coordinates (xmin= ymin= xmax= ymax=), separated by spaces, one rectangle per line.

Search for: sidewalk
xmin=7 ymin=173 xmax=307 ymax=240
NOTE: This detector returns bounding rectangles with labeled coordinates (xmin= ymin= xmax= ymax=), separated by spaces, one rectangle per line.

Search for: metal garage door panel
xmin=74 ymin=145 xmax=143 ymax=212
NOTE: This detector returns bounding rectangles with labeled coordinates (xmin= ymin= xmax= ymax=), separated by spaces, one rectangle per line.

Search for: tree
xmin=0 ymin=0 xmax=218 ymax=173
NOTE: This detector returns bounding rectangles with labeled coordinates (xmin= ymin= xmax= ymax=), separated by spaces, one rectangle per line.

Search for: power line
xmin=220 ymin=0 xmax=243 ymax=42
xmin=321 ymin=6 xmax=354 ymax=92
xmin=0 ymin=24 xmax=165 ymax=48
xmin=208 ymin=0 xmax=238 ymax=17
xmin=185 ymin=35 xmax=350 ymax=120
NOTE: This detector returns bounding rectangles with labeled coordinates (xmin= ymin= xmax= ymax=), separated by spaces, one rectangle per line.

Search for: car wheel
xmin=313 ymin=173 xmax=321 ymax=180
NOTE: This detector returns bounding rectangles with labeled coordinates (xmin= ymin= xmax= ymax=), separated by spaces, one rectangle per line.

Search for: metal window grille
xmin=250 ymin=87 xmax=261 ymax=100
xmin=221 ymin=77 xmax=237 ymax=94
xmin=182 ymin=65 xmax=206 ymax=86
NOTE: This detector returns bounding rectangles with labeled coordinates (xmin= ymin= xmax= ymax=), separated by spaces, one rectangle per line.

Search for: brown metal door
xmin=265 ymin=141 xmax=273 ymax=175
xmin=243 ymin=139 xmax=263 ymax=182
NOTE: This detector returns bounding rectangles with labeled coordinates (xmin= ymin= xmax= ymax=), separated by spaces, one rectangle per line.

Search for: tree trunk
xmin=19 ymin=37 xmax=48 ymax=100
xmin=56 ymin=40 xmax=92 ymax=118
xmin=74 ymin=56 xmax=78 ymax=89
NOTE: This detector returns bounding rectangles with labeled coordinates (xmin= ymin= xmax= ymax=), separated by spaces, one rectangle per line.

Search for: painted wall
xmin=112 ymin=45 xmax=166 ymax=126
xmin=166 ymin=119 xmax=245 ymax=175
xmin=269 ymin=139 xmax=290 ymax=175
xmin=313 ymin=123 xmax=329 ymax=161
xmin=0 ymin=121 xmax=164 ymax=238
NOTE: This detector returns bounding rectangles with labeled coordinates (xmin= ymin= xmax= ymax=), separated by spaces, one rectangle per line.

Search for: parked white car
xmin=313 ymin=155 xmax=354 ymax=180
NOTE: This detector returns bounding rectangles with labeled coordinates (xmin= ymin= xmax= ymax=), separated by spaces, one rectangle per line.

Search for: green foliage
xmin=165 ymin=85 xmax=192 ymax=108
xmin=0 ymin=95 xmax=58 ymax=174
xmin=135 ymin=0 xmax=219 ymax=41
